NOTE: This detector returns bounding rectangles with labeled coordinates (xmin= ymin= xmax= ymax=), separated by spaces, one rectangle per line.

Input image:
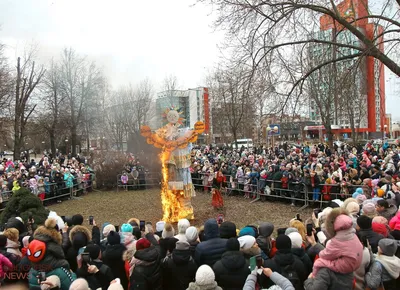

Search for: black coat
xmin=292 ymin=247 xmax=312 ymax=276
xmin=357 ymin=229 xmax=384 ymax=253
xmin=102 ymin=243 xmax=128 ymax=290
xmin=129 ymin=246 xmax=162 ymax=290
xmin=76 ymin=260 xmax=114 ymax=290
xmin=195 ymin=219 xmax=227 ymax=267
xmin=213 ymin=251 xmax=250 ymax=290
xmin=261 ymin=250 xmax=307 ymax=290
xmin=162 ymin=248 xmax=198 ymax=290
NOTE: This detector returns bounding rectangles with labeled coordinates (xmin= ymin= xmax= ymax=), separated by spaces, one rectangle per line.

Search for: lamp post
xmin=65 ymin=139 xmax=69 ymax=155
xmin=272 ymin=126 xmax=278 ymax=149
xmin=384 ymin=124 xmax=388 ymax=139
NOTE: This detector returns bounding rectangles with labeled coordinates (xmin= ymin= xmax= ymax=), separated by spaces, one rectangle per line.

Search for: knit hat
xmin=356 ymin=194 xmax=367 ymax=204
xmin=362 ymin=202 xmax=376 ymax=218
xmin=85 ymin=243 xmax=101 ymax=259
xmin=378 ymin=238 xmax=398 ymax=256
xmin=195 ymin=265 xmax=215 ymax=286
xmin=238 ymin=235 xmax=256 ymax=250
xmin=41 ymin=275 xmax=61 ymax=290
xmin=373 ymin=216 xmax=388 ymax=225
xmin=288 ymin=232 xmax=303 ymax=249
xmin=72 ymin=214 xmax=84 ymax=226
xmin=185 ymin=226 xmax=198 ymax=243
xmin=285 ymin=227 xmax=299 ymax=235
xmin=70 ymin=278 xmax=90 ymax=290
xmin=219 ymin=221 xmax=237 ymax=239
xmin=162 ymin=223 xmax=175 ymax=239
xmin=177 ymin=219 xmax=190 ymax=234
xmin=121 ymin=223 xmax=133 ymax=233
xmin=175 ymin=241 xmax=190 ymax=250
xmin=258 ymin=222 xmax=274 ymax=237
xmin=103 ymin=224 xmax=116 ymax=238
xmin=353 ymin=188 xmax=363 ymax=198
xmin=357 ymin=215 xmax=372 ymax=230
xmin=156 ymin=221 xmax=166 ymax=232
xmin=136 ymin=238 xmax=151 ymax=250
xmin=333 ymin=214 xmax=353 ymax=232
xmin=107 ymin=231 xmax=120 ymax=245
xmin=276 ymin=234 xmax=292 ymax=250
xmin=226 ymin=237 xmax=240 ymax=251
xmin=238 ymin=226 xmax=256 ymax=237
xmin=345 ymin=202 xmax=360 ymax=216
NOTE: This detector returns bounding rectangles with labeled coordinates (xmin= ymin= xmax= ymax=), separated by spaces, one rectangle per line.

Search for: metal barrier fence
xmin=116 ymin=172 xmax=161 ymax=191
xmin=314 ymin=183 xmax=365 ymax=209
xmin=0 ymin=173 xmax=96 ymax=211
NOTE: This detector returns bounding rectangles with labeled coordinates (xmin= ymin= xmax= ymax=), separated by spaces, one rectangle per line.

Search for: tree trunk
xmin=71 ymin=126 xmax=77 ymax=156
xmin=49 ymin=129 xmax=56 ymax=156
xmin=232 ymin=128 xmax=238 ymax=149
xmin=325 ymin=126 xmax=334 ymax=149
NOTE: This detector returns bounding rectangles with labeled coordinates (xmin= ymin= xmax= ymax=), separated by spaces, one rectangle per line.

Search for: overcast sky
xmin=0 ymin=0 xmax=399 ymax=120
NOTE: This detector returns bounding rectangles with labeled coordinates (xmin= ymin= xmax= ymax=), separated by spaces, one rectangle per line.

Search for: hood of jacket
xmin=376 ymin=254 xmax=400 ymax=279
xmin=134 ymin=246 xmax=159 ymax=263
xmin=257 ymin=236 xmax=272 ymax=254
xmin=241 ymin=246 xmax=262 ymax=259
xmin=172 ymin=248 xmax=192 ymax=265
xmin=220 ymin=251 xmax=246 ymax=270
xmin=104 ymin=243 xmax=127 ymax=258
xmin=204 ymin=219 xmax=219 ymax=240
xmin=274 ymin=250 xmax=295 ymax=267
xmin=34 ymin=226 xmax=62 ymax=245
xmin=291 ymin=247 xmax=307 ymax=259
xmin=258 ymin=222 xmax=274 ymax=237
xmin=32 ymin=241 xmax=69 ymax=271
xmin=69 ymin=225 xmax=91 ymax=249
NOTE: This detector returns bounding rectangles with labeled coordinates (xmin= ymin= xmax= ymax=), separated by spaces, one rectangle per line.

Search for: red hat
xmin=136 ymin=238 xmax=151 ymax=250
xmin=372 ymin=222 xmax=388 ymax=238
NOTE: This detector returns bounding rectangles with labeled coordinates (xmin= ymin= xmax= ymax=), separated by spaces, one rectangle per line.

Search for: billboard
xmin=267 ymin=124 xmax=280 ymax=136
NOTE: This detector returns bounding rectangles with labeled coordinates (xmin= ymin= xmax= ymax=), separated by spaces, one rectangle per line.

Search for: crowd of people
xmin=189 ymin=141 xmax=400 ymax=207
xmin=0 ymin=153 xmax=94 ymax=206
xmin=0 ymin=197 xmax=399 ymax=290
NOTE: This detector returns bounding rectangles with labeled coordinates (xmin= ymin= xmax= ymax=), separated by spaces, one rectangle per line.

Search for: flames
xmin=160 ymin=150 xmax=194 ymax=222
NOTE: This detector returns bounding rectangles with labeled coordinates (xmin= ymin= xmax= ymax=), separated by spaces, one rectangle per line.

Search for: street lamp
xmin=266 ymin=126 xmax=271 ymax=148
xmin=65 ymin=139 xmax=69 ymax=155
xmin=384 ymin=124 xmax=388 ymax=139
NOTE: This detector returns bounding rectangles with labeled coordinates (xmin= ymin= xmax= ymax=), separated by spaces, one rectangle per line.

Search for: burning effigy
xmin=140 ymin=107 xmax=204 ymax=222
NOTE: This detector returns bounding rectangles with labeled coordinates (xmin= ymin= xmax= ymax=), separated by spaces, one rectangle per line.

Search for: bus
xmin=231 ymin=139 xmax=253 ymax=149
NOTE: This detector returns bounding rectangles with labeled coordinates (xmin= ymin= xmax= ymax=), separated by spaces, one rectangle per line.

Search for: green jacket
xmin=29 ymin=267 xmax=76 ymax=290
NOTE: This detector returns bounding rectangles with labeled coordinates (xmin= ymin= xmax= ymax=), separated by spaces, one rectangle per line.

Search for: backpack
xmin=280 ymin=264 xmax=302 ymax=290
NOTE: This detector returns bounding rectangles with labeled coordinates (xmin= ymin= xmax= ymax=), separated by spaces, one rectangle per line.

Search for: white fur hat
xmin=288 ymin=232 xmax=303 ymax=249
xmin=177 ymin=219 xmax=190 ymax=234
xmin=238 ymin=235 xmax=256 ymax=250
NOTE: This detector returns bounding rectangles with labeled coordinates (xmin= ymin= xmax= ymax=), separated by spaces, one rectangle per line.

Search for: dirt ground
xmin=48 ymin=188 xmax=313 ymax=235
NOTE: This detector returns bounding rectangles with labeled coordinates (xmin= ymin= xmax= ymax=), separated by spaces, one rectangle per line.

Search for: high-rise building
xmin=308 ymin=0 xmax=387 ymax=138
xmin=155 ymin=87 xmax=210 ymax=135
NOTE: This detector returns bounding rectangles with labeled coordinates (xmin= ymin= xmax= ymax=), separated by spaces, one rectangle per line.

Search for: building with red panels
xmin=308 ymin=0 xmax=387 ymax=138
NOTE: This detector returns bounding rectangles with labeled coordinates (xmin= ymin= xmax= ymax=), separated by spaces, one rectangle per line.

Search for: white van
xmin=231 ymin=139 xmax=253 ymax=150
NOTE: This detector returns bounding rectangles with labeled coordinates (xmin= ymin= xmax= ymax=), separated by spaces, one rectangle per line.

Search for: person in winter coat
xmin=243 ymin=267 xmax=295 ymax=290
xmin=257 ymin=222 xmax=274 ymax=259
xmin=195 ymin=219 xmax=228 ymax=267
xmin=0 ymin=252 xmax=12 ymax=284
xmin=66 ymin=224 xmax=92 ymax=272
xmin=187 ymin=264 xmax=222 ymax=290
xmin=120 ymin=223 xmax=136 ymax=251
xmin=356 ymin=215 xmax=384 ymax=253
xmin=175 ymin=219 xmax=190 ymax=242
xmin=389 ymin=210 xmax=400 ymax=231
xmin=213 ymin=237 xmax=250 ymax=290
xmin=162 ymin=241 xmax=198 ymax=290
xmin=261 ymin=234 xmax=307 ymax=290
xmin=99 ymin=223 xmax=116 ymax=252
xmin=129 ymin=234 xmax=162 ymax=290
xmin=186 ymin=226 xmax=199 ymax=259
xmin=28 ymin=218 xmax=76 ymax=290
xmin=102 ymin=231 xmax=129 ymax=290
xmin=3 ymin=228 xmax=22 ymax=259
xmin=376 ymin=199 xmax=397 ymax=221
xmin=76 ymin=243 xmax=114 ymax=290
xmin=287 ymin=232 xmax=312 ymax=275
xmin=219 ymin=221 xmax=237 ymax=239
xmin=304 ymin=266 xmax=354 ymax=290
xmin=365 ymin=238 xmax=400 ymax=290
xmin=238 ymin=235 xmax=263 ymax=264
xmin=312 ymin=208 xmax=363 ymax=277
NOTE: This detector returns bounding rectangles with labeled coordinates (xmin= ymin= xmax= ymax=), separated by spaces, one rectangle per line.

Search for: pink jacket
xmin=389 ymin=211 xmax=400 ymax=231
xmin=0 ymin=253 xmax=13 ymax=278
xmin=312 ymin=228 xmax=363 ymax=276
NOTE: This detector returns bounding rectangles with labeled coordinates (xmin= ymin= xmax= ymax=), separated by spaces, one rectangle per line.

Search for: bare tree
xmin=0 ymin=42 xmax=11 ymax=113
xmin=199 ymin=0 xmax=400 ymax=113
xmin=59 ymin=48 xmax=103 ymax=156
xmin=12 ymin=48 xmax=45 ymax=160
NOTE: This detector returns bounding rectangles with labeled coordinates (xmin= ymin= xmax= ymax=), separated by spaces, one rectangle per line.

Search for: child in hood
xmin=121 ymin=172 xmax=128 ymax=191
xmin=365 ymin=239 xmax=400 ymax=290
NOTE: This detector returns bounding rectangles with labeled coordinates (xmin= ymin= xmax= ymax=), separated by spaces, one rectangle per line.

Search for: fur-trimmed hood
xmin=325 ymin=208 xmax=351 ymax=239
xmin=69 ymin=225 xmax=91 ymax=248
xmin=34 ymin=218 xmax=62 ymax=245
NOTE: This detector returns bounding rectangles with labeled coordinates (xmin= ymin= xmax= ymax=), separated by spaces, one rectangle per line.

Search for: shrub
xmin=0 ymin=187 xmax=49 ymax=226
